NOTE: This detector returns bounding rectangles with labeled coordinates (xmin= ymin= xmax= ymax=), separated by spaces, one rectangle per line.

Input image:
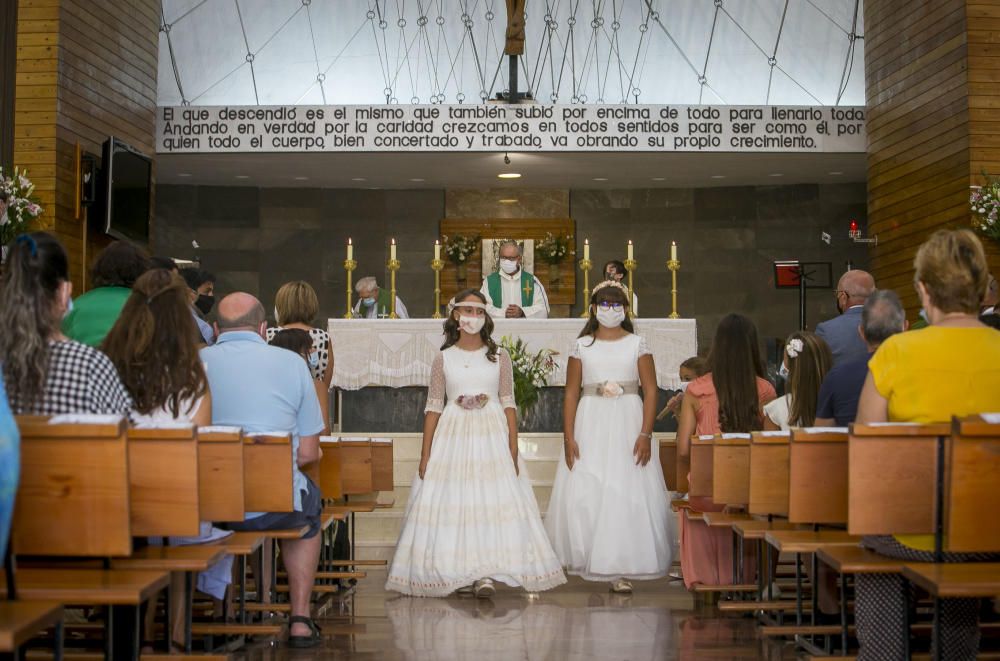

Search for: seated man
xmin=352 ymin=276 xmax=409 ymax=319
xmin=815 ymin=289 xmax=907 ymax=427
xmin=201 ymin=293 xmax=324 ymax=648
xmin=480 ymin=240 xmax=550 ymax=319
xmin=815 ymin=269 xmax=875 ymax=366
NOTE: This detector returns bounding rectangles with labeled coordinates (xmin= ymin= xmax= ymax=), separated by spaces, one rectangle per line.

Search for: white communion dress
xmin=545 ymin=333 xmax=676 ymax=581
xmin=386 ymin=345 xmax=566 ymax=596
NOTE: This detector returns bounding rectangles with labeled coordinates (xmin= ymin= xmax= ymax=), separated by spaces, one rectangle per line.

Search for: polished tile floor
xmin=235 ymin=571 xmax=797 ymax=660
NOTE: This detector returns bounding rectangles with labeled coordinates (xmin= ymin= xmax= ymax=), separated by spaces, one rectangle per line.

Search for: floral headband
xmin=592 ymin=280 xmax=629 ymax=296
xmin=785 ymin=338 xmax=804 ymax=359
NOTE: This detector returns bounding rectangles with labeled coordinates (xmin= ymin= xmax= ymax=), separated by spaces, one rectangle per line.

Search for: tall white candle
xmin=390 ymin=238 xmax=397 ymax=261
xmin=347 ymin=237 xmax=353 ymax=261
xmin=434 ymin=239 xmax=441 ymax=261
xmin=627 ymin=240 xmax=634 ymax=261
xmin=671 ymin=240 xmax=677 ymax=261
xmin=583 ymin=238 xmax=590 ymax=261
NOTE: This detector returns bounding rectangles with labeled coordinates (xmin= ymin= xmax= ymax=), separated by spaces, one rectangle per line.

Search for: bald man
xmin=816 ymin=270 xmax=876 ymax=366
xmin=202 ymin=292 xmax=325 ymax=647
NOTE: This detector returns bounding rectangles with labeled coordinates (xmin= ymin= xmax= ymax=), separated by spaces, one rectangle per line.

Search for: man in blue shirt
xmin=816 ymin=269 xmax=875 ymax=366
xmin=202 ymin=292 xmax=325 ymax=647
xmin=815 ymin=289 xmax=906 ymax=427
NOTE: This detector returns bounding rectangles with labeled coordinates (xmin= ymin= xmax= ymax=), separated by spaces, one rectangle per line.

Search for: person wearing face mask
xmin=603 ymin=259 xmax=639 ymax=315
xmin=181 ymin=268 xmax=217 ymax=345
xmin=352 ymin=276 xmax=409 ymax=319
xmin=544 ymin=281 xmax=674 ymax=594
xmin=62 ymin=239 xmax=152 ymax=347
xmin=1 ymin=232 xmax=132 ymax=416
xmin=267 ymin=281 xmax=333 ymax=390
xmin=656 ymin=356 xmax=708 ymax=421
xmin=386 ymin=289 xmax=565 ymax=599
xmin=815 ymin=269 xmax=875 ymax=366
xmin=267 ymin=328 xmax=330 ymax=436
xmin=480 ymin=240 xmax=550 ymax=319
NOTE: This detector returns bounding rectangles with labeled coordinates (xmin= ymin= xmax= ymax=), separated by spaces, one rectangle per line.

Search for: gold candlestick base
xmin=578 ymin=258 xmax=593 ymax=317
xmin=431 ymin=258 xmax=444 ymax=319
xmin=343 ymin=258 xmax=357 ymax=319
xmin=666 ymin=258 xmax=680 ymax=319
xmin=624 ymin=258 xmax=638 ymax=319
xmin=387 ymin=259 xmax=401 ymax=319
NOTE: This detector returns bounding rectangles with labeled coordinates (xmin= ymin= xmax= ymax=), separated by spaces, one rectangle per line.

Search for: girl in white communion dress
xmin=545 ymin=280 xmax=676 ymax=593
xmin=386 ymin=289 xmax=565 ymax=598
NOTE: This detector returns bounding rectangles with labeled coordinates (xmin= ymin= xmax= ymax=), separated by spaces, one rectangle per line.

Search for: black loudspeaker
xmin=79 ymin=152 xmax=98 ymax=206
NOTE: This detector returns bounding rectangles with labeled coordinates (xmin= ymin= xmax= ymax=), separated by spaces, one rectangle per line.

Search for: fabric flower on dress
xmin=597 ymin=380 xmax=625 ymax=398
xmin=455 ymin=393 xmax=489 ymax=410
xmin=785 ymin=338 xmax=804 ymax=359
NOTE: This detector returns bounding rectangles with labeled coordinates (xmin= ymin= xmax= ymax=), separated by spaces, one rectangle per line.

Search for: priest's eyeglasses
xmin=597 ymin=302 xmax=624 ymax=311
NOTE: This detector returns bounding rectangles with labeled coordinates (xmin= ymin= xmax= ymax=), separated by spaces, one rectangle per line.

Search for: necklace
xmin=455 ymin=345 xmax=482 ymax=368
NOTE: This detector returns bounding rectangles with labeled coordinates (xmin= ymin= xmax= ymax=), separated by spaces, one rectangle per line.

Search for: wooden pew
xmin=197 ymin=426 xmax=245 ymax=522
xmin=127 ymin=424 xmax=200 ymax=537
xmin=749 ymin=431 xmax=790 ymax=518
xmin=0 ymin=601 xmax=63 ymax=659
xmin=11 ymin=415 xmax=170 ymax=660
xmin=243 ymin=432 xmax=295 ymax=513
xmin=656 ymin=435 xmax=679 ymax=492
xmin=688 ymin=435 xmax=714 ymax=500
xmin=371 ymin=437 xmax=394 ymax=494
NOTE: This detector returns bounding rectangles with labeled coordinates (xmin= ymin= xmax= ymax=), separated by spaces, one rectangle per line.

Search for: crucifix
xmin=504 ymin=0 xmax=527 ymax=102
xmin=522 ymin=280 xmax=533 ymax=298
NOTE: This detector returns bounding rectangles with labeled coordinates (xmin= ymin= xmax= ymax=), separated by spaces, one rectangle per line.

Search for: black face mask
xmin=195 ymin=294 xmax=215 ymax=316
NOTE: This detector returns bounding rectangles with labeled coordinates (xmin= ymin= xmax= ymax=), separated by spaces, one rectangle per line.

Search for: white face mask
xmin=778 ymin=362 xmax=789 ymax=379
xmin=499 ymin=258 xmax=519 ymax=275
xmin=458 ymin=315 xmax=485 ymax=334
xmin=308 ymin=351 xmax=319 ymax=367
xmin=677 ymin=381 xmax=690 ymax=392
xmin=273 ymin=306 xmax=281 ymax=326
xmin=596 ymin=308 xmax=625 ymax=328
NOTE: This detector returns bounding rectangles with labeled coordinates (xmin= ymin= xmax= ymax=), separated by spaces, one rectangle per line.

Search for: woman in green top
xmin=62 ymin=240 xmax=150 ymax=346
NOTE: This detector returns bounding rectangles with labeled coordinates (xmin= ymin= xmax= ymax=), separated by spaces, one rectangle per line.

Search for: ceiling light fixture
xmin=294 ymin=176 xmax=309 ymax=180
xmin=769 ymin=173 xmax=784 ymax=177
xmin=234 ymin=175 xmax=250 ymax=179
xmin=351 ymin=177 xmax=367 ymax=182
xmin=498 ymin=198 xmax=518 ymax=204
xmin=651 ymin=177 xmax=665 ymax=181
xmin=828 ymin=171 xmax=843 ymax=175
xmin=177 ymin=173 xmax=192 ymax=177
xmin=497 ymin=173 xmax=521 ymax=179
xmin=710 ymin=175 xmax=726 ymax=179
xmin=593 ymin=177 xmax=608 ymax=181
xmin=410 ymin=178 xmax=425 ymax=182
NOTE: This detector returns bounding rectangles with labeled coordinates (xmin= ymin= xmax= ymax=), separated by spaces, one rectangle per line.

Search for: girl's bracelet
xmin=638 ymin=431 xmax=652 ymax=439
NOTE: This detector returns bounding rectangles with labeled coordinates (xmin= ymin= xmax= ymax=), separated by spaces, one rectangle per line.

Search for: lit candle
xmin=347 ymin=237 xmax=353 ymax=261
xmin=671 ymin=240 xmax=677 ymax=261
xmin=390 ymin=237 xmax=397 ymax=261
xmin=583 ymin=238 xmax=590 ymax=261
xmin=627 ymin=240 xmax=634 ymax=261
xmin=434 ymin=239 xmax=441 ymax=261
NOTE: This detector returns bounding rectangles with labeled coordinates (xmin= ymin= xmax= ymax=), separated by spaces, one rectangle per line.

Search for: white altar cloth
xmin=328 ymin=318 xmax=698 ymax=391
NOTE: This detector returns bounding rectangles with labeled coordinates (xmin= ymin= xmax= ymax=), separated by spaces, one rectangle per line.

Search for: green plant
xmin=0 ymin=167 xmax=44 ymax=248
xmin=535 ymin=232 xmax=573 ymax=265
xmin=499 ymin=336 xmax=558 ymax=413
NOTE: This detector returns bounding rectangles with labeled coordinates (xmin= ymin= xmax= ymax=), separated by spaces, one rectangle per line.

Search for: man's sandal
xmin=287 ymin=616 xmax=322 ymax=648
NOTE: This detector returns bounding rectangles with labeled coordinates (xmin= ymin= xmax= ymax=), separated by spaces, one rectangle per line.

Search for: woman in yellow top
xmin=855 ymin=229 xmax=1000 ymax=661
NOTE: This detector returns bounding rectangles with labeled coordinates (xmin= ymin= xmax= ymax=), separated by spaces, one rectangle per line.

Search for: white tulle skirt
xmin=386 ymin=403 xmax=566 ymax=597
xmin=544 ymin=394 xmax=675 ymax=581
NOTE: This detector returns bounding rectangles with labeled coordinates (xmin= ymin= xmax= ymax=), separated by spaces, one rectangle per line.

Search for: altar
xmin=328 ymin=318 xmax=698 ymax=390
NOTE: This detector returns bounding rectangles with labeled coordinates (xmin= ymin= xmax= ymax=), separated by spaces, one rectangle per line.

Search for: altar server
xmin=386 ymin=289 xmax=565 ymax=598
xmin=353 ymin=276 xmax=409 ymax=319
xmin=545 ymin=280 xmax=675 ymax=593
xmin=480 ymin=240 xmax=550 ymax=318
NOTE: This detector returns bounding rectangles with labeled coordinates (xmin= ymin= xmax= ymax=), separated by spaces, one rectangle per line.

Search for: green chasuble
xmin=360 ymin=288 xmax=394 ymax=317
xmin=61 ymin=286 xmax=131 ymax=347
xmin=486 ymin=271 xmax=535 ymax=308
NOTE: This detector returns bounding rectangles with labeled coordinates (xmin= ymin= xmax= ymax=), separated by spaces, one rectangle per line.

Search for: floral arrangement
xmin=441 ymin=234 xmax=480 ymax=264
xmin=535 ymin=232 xmax=574 ymax=265
xmin=455 ymin=394 xmax=489 ymax=410
xmin=0 ymin=167 xmax=44 ymax=248
xmin=500 ymin=336 xmax=558 ymax=413
xmin=970 ymin=174 xmax=1000 ymax=242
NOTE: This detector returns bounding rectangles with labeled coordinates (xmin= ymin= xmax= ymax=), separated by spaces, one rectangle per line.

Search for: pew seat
xmin=214 ymin=532 xmax=264 ymax=556
xmin=733 ymin=520 xmax=798 ymax=541
xmin=816 ymin=545 xmax=907 ymax=574
xmin=111 ymin=546 xmax=225 ymax=572
xmin=902 ymin=563 xmax=1000 ymax=598
xmin=670 ymin=499 xmax=693 ymax=512
xmin=765 ymin=530 xmax=860 ymax=554
xmin=0 ymin=569 xmax=168 ymax=605
xmin=702 ymin=512 xmax=752 ymax=527
xmin=684 ymin=509 xmax=705 ymax=522
xmin=260 ymin=525 xmax=310 ymax=540
xmin=0 ymin=601 xmax=62 ymax=652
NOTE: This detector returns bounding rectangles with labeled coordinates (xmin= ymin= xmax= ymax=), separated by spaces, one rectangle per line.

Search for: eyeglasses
xmin=832 ymin=289 xmax=848 ymax=297
xmin=597 ymin=302 xmax=624 ymax=311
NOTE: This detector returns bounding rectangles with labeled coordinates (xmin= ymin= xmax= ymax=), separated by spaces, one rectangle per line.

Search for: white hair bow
xmin=785 ymin=338 xmax=804 ymax=359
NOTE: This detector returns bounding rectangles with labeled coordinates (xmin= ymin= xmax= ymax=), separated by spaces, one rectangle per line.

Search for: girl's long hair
xmin=102 ymin=269 xmax=207 ymax=417
xmin=578 ymin=284 xmax=634 ymax=344
xmin=441 ymin=288 xmax=498 ymax=362
xmin=785 ymin=331 xmax=833 ymax=427
xmin=0 ymin=232 xmax=69 ymax=409
xmin=709 ymin=313 xmax=768 ymax=433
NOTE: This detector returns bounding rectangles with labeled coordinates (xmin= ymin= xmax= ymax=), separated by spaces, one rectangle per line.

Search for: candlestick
xmin=623 ymin=255 xmax=637 ymax=319
xmin=627 ymin=239 xmax=634 ymax=261
xmin=343 ymin=256 xmax=357 ymax=319
xmin=666 ymin=254 xmax=681 ymax=319
xmin=434 ymin=239 xmax=441 ymax=261
xmin=387 ymin=256 xmax=401 ymax=319
xmin=431 ymin=257 xmax=444 ymax=319
xmin=578 ymin=255 xmax=593 ymax=318
xmin=583 ymin=238 xmax=590 ymax=262
xmin=347 ymin=237 xmax=353 ymax=261
xmin=671 ymin=240 xmax=677 ymax=262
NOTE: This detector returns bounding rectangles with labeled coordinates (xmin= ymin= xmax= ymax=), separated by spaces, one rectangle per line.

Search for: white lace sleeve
xmin=424 ymin=352 xmax=446 ymax=414
xmin=569 ymin=338 xmax=582 ymax=360
xmin=499 ymin=349 xmax=517 ymax=411
xmin=637 ymin=335 xmax=652 ymax=358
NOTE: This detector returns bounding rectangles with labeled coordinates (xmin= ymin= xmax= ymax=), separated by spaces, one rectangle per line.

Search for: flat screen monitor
xmin=101 ymin=137 xmax=151 ymax=245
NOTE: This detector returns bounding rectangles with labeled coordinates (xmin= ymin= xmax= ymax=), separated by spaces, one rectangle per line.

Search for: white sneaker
xmin=610 ymin=579 xmax=633 ymax=594
xmin=473 ymin=578 xmax=495 ymax=599
xmin=456 ymin=585 xmax=474 ymax=595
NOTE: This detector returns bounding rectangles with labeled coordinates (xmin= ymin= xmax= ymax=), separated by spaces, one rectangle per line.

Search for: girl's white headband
xmin=452 ymin=301 xmax=487 ymax=311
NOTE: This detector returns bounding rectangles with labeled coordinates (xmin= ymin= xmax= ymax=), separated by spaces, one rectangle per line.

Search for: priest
xmin=480 ymin=240 xmax=550 ymax=319
xmin=353 ymin=276 xmax=409 ymax=319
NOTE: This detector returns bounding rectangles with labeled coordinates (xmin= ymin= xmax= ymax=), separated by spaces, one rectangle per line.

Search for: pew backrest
xmin=657 ymin=436 xmax=678 ymax=492
xmin=789 ymin=428 xmax=849 ymax=524
xmin=750 ymin=431 xmax=790 ymax=517
xmin=688 ymin=435 xmax=714 ymax=498
xmin=371 ymin=438 xmax=394 ymax=492
xmin=14 ymin=415 xmax=132 ymax=557
xmin=243 ymin=432 xmax=294 ymax=513
xmin=712 ymin=433 xmax=751 ymax=506
xmin=197 ymin=426 xmax=245 ymax=522
xmin=947 ymin=416 xmax=1000 ymax=553
xmin=339 ymin=437 xmax=374 ymax=495
xmin=848 ymin=423 xmax=948 ymax=536
xmin=319 ymin=436 xmax=343 ymax=500
xmin=127 ymin=424 xmax=200 ymax=536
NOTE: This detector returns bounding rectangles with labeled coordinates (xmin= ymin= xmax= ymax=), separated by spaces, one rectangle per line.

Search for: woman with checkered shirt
xmin=0 ymin=232 xmax=132 ymax=417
